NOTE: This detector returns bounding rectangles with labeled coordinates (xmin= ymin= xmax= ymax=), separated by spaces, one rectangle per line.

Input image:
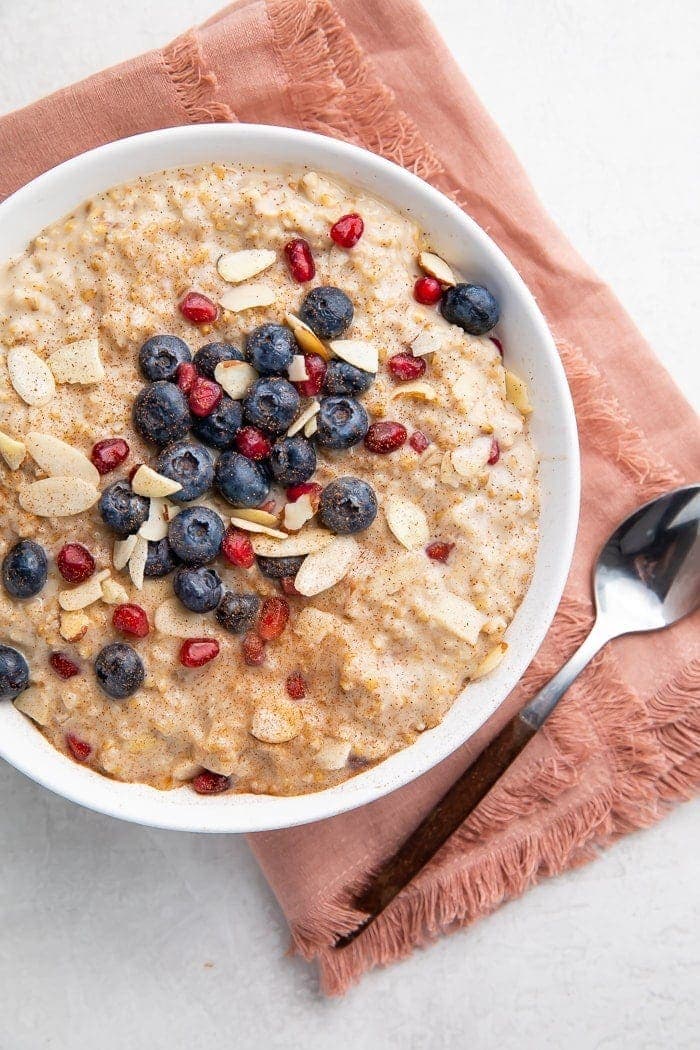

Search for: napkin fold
xmin=2 ymin=0 xmax=698 ymax=996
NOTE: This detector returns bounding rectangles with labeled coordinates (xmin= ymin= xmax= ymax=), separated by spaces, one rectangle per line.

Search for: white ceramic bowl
xmin=0 ymin=125 xmax=579 ymax=833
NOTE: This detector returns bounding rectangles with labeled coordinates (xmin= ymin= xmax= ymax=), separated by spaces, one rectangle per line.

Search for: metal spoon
xmin=336 ymin=484 xmax=700 ymax=948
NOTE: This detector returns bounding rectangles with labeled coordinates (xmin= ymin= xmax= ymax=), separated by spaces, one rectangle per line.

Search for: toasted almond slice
xmin=59 ymin=609 xmax=90 ymax=642
xmin=316 ymin=739 xmax=351 ymax=771
xmin=418 ymin=251 xmax=456 ymax=286
xmin=504 ymin=370 xmax=533 ymax=415
xmin=304 ymin=416 xmax=318 ymax=438
xmin=220 ymin=283 xmax=275 ymax=313
xmin=384 ymin=497 xmax=430 ymax=550
xmin=285 ymin=313 xmax=331 ymax=359
xmin=47 ymin=337 xmax=104 ymax=384
xmin=418 ymin=589 xmax=486 ymax=645
xmin=0 ymin=430 xmax=26 ymax=470
xmin=232 ymin=507 xmax=280 ymax=527
xmin=328 ymin=338 xmax=378 ymax=373
xmin=411 ymin=326 xmax=444 ymax=357
xmin=25 ymin=431 xmax=100 ymax=485
xmin=389 ymin=381 xmax=437 ymax=403
xmin=59 ymin=569 xmax=110 ymax=611
xmin=288 ymin=355 xmax=309 ymax=382
xmin=14 ymin=687 xmax=52 ymax=726
xmin=131 ymin=464 xmax=182 ymax=498
xmin=216 ymin=249 xmax=276 ymax=284
xmin=214 ymin=359 xmax=258 ymax=400
xmin=230 ymin=516 xmax=287 ymax=539
xmin=283 ymin=493 xmax=315 ymax=532
xmin=251 ymin=528 xmax=334 ymax=558
xmin=473 ymin=642 xmax=508 ymax=679
xmin=7 ymin=346 xmax=56 ymax=406
xmin=250 ymin=700 xmax=303 ymax=744
xmin=294 ymin=536 xmax=359 ymax=596
xmin=440 ymin=450 xmax=461 ymax=489
xmin=154 ymin=597 xmax=219 ymax=638
xmin=128 ymin=535 xmax=148 ymax=590
xmin=287 ymin=398 xmax=320 ymax=438
xmin=19 ymin=476 xmax=99 ymax=517
xmin=138 ymin=496 xmax=170 ymax=541
xmin=101 ymin=577 xmax=129 ymax=605
xmin=451 ymin=436 xmax=493 ymax=478
xmin=113 ymin=534 xmax=138 ymax=570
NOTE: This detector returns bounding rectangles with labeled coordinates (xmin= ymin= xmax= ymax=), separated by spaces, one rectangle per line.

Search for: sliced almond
xmin=14 ymin=687 xmax=51 ymax=726
xmin=113 ymin=534 xmax=138 ymax=571
xmin=128 ymin=535 xmax=148 ymax=590
xmin=294 ymin=536 xmax=359 ymax=596
xmin=214 ymin=359 xmax=257 ymax=400
xmin=285 ymin=313 xmax=331 ymax=359
xmin=304 ymin=416 xmax=318 ymax=438
xmin=138 ymin=496 xmax=170 ymax=541
xmin=328 ymin=339 xmax=378 ymax=373
xmin=58 ymin=569 xmax=110 ymax=611
xmin=0 ymin=430 xmax=26 ymax=470
xmin=59 ymin=609 xmax=90 ymax=642
xmin=384 ymin=497 xmax=430 ymax=550
xmin=220 ymin=283 xmax=275 ymax=313
xmin=451 ymin=436 xmax=493 ymax=478
xmin=101 ymin=577 xmax=129 ymax=605
xmin=131 ymin=464 xmax=182 ymax=498
xmin=473 ymin=642 xmax=508 ymax=679
xmin=390 ymin=381 xmax=437 ymax=403
xmin=504 ymin=370 xmax=533 ymax=415
xmin=230 ymin=516 xmax=287 ymax=539
xmin=251 ymin=528 xmax=334 ymax=558
xmin=283 ymin=493 xmax=315 ymax=532
xmin=418 ymin=251 xmax=456 ymax=286
xmin=216 ymin=249 xmax=276 ymax=284
xmin=440 ymin=450 xmax=461 ymax=489
xmin=7 ymin=346 xmax=56 ymax=406
xmin=250 ymin=700 xmax=303 ymax=744
xmin=417 ymin=589 xmax=486 ymax=645
xmin=19 ymin=476 xmax=99 ymax=517
xmin=48 ymin=337 xmax=104 ymax=384
xmin=25 ymin=431 xmax=100 ymax=485
xmin=154 ymin=597 xmax=219 ymax=639
xmin=232 ymin=507 xmax=280 ymax=527
xmin=288 ymin=355 xmax=309 ymax=382
xmin=286 ymin=398 xmax=320 ymax=438
xmin=316 ymin=739 xmax=351 ymax=771
xmin=411 ymin=326 xmax=444 ymax=357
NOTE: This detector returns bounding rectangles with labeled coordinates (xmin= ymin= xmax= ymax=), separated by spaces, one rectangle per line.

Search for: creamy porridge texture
xmin=0 ymin=165 xmax=539 ymax=796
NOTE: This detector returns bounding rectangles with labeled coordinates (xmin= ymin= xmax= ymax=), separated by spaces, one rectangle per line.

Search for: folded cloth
xmin=2 ymin=0 xmax=698 ymax=996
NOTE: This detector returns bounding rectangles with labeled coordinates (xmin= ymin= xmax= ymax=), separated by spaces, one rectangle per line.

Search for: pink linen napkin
xmin=1 ymin=0 xmax=698 ymax=995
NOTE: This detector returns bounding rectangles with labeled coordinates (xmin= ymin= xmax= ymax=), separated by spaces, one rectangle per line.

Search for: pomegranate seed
xmin=364 ymin=421 xmax=407 ymax=454
xmin=258 ymin=596 xmax=290 ymax=641
xmin=192 ymin=770 xmax=230 ymax=794
xmin=285 ymin=671 xmax=307 ymax=699
xmin=112 ymin=603 xmax=150 ymax=638
xmin=261 ymin=499 xmax=277 ymax=514
xmin=49 ymin=652 xmax=81 ymax=679
xmin=294 ymin=353 xmax=327 ymax=397
xmin=242 ymin=632 xmax=266 ymax=666
xmin=57 ymin=543 xmax=95 ymax=584
xmin=176 ymin=361 xmax=197 ymax=393
xmin=414 ymin=276 xmax=442 ymax=304
xmin=188 ymin=376 xmax=223 ymax=417
xmin=488 ymin=439 xmax=501 ymax=465
xmin=330 ymin=213 xmax=364 ymax=248
xmin=490 ymin=336 xmax=504 ymax=356
xmin=280 ymin=576 xmax=300 ymax=596
xmin=388 ymin=353 xmax=426 ymax=381
xmin=179 ymin=638 xmax=220 ymax=668
xmin=66 ymin=734 xmax=92 ymax=762
xmin=426 ymin=541 xmax=455 ymax=563
xmin=286 ymin=481 xmax=323 ymax=511
xmin=90 ymin=437 xmax=129 ymax=475
xmin=221 ymin=528 xmax=255 ymax=569
xmin=284 ymin=238 xmax=316 ymax=283
xmin=235 ymin=426 xmax=272 ymax=460
xmin=179 ymin=291 xmax=218 ymax=325
xmin=410 ymin=430 xmax=430 ymax=453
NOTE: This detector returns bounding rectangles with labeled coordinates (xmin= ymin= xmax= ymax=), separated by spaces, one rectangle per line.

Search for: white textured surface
xmin=0 ymin=2 xmax=698 ymax=1047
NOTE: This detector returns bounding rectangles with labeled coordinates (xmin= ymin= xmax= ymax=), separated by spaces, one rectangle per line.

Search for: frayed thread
xmin=162 ymin=32 xmax=235 ymax=124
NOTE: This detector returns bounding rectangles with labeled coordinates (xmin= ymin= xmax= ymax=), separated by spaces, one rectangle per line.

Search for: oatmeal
xmin=0 ymin=165 xmax=539 ymax=796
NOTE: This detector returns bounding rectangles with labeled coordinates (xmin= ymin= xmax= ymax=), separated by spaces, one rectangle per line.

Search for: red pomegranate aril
xmin=242 ymin=632 xmax=266 ymax=666
xmin=180 ymin=638 xmax=220 ymax=668
xmin=176 ymin=361 xmax=197 ymax=393
xmin=57 ymin=543 xmax=95 ymax=584
xmin=221 ymin=528 xmax=256 ymax=569
xmin=414 ymin=276 xmax=442 ymax=305
xmin=113 ymin=603 xmax=150 ymax=638
xmin=488 ymin=438 xmax=501 ymax=465
xmin=91 ymin=437 xmax=129 ymax=475
xmin=258 ymin=596 xmax=290 ymax=641
xmin=188 ymin=376 xmax=223 ymax=417
xmin=295 ymin=353 xmax=327 ymax=397
xmin=235 ymin=426 xmax=272 ymax=460
xmin=192 ymin=770 xmax=230 ymax=795
xmin=490 ymin=336 xmax=504 ymax=356
xmin=280 ymin=576 xmax=300 ymax=596
xmin=409 ymin=430 xmax=430 ymax=453
xmin=179 ymin=291 xmax=218 ymax=325
xmin=286 ymin=481 xmax=323 ymax=510
xmin=284 ymin=238 xmax=316 ymax=283
xmin=364 ymin=421 xmax=407 ymax=454
xmin=49 ymin=652 xmax=81 ymax=679
xmin=426 ymin=541 xmax=455 ymax=563
xmin=66 ymin=734 xmax=92 ymax=762
xmin=285 ymin=671 xmax=307 ymax=700
xmin=330 ymin=213 xmax=364 ymax=248
xmin=388 ymin=352 xmax=426 ymax=381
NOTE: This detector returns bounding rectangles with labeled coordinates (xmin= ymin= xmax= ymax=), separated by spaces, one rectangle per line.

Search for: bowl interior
xmin=0 ymin=125 xmax=579 ymax=832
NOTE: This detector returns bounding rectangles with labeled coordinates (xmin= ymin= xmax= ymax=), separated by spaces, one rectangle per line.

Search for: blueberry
xmin=268 ymin=436 xmax=316 ymax=487
xmin=243 ymin=377 xmax=300 ymax=436
xmin=0 ymin=645 xmax=29 ymax=702
xmin=191 ymin=395 xmax=243 ymax=450
xmin=173 ymin=566 xmax=223 ymax=613
xmin=215 ymin=591 xmax=260 ymax=634
xmin=193 ymin=342 xmax=243 ymax=380
xmin=440 ymin=283 xmax=500 ymax=335
xmin=167 ymin=506 xmax=224 ymax=565
xmin=138 ymin=334 xmax=191 ymax=382
xmin=256 ymin=555 xmax=305 ymax=579
xmin=94 ymin=642 xmax=145 ymax=700
xmin=215 ymin=451 xmax=270 ymax=508
xmin=299 ymin=286 xmax=353 ymax=340
xmin=133 ymin=381 xmax=191 ymax=446
xmin=318 ymin=476 xmax=378 ymax=534
xmin=315 ymin=396 xmax=368 ymax=449
xmin=2 ymin=540 xmax=48 ymax=599
xmin=156 ymin=441 xmax=214 ymax=503
xmin=323 ymin=360 xmax=374 ymax=396
xmin=144 ymin=538 xmax=180 ymax=578
xmin=245 ymin=324 xmax=297 ymax=376
xmin=99 ymin=480 xmax=149 ymax=536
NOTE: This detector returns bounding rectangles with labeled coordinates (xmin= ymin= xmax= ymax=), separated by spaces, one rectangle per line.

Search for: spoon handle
xmin=520 ymin=618 xmax=611 ymax=729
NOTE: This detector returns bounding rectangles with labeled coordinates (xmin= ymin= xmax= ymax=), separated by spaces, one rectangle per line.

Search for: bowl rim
xmin=0 ymin=123 xmax=580 ymax=833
